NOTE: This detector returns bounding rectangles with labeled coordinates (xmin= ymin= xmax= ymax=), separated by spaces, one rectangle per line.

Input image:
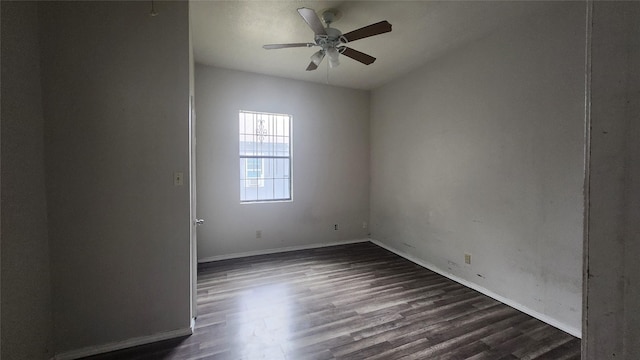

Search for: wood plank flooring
xmin=83 ymin=242 xmax=581 ymax=359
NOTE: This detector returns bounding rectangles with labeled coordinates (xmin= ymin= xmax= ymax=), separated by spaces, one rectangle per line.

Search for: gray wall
xmin=624 ymin=5 xmax=640 ymax=353
xmin=370 ymin=2 xmax=585 ymax=334
xmin=195 ymin=66 xmax=370 ymax=260
xmin=38 ymin=1 xmax=192 ymax=354
xmin=585 ymin=1 xmax=640 ymax=357
xmin=1 ymin=2 xmax=53 ymax=359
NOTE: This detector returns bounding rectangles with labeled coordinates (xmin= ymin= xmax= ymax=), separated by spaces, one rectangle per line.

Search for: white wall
xmin=1 ymin=2 xmax=53 ymax=359
xmin=38 ymin=1 xmax=192 ymax=355
xmin=584 ymin=2 xmax=640 ymax=357
xmin=195 ymin=66 xmax=370 ymax=260
xmin=370 ymin=2 xmax=585 ymax=334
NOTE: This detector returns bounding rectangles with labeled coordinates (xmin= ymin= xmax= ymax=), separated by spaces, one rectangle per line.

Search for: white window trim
xmin=239 ymin=110 xmax=292 ymax=203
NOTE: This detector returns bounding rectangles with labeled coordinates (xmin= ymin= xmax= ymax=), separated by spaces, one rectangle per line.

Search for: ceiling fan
xmin=263 ymin=7 xmax=392 ymax=71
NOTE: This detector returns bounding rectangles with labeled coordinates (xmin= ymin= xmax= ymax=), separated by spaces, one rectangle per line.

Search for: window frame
xmin=238 ymin=110 xmax=292 ymax=203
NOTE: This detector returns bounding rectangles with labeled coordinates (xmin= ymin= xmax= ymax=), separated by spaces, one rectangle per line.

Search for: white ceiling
xmin=191 ymin=1 xmax=549 ymax=90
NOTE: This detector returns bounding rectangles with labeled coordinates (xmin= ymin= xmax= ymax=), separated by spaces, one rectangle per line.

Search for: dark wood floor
xmin=84 ymin=242 xmax=581 ymax=359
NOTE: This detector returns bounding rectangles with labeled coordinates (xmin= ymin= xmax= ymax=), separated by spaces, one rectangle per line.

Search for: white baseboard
xmin=198 ymin=238 xmax=370 ymax=263
xmin=53 ymin=326 xmax=193 ymax=360
xmin=369 ymin=238 xmax=582 ymax=338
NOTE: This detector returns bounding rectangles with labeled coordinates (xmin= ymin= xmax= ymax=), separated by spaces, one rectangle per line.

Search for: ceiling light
xmin=327 ymin=47 xmax=340 ymax=68
xmin=310 ymin=50 xmax=325 ymax=66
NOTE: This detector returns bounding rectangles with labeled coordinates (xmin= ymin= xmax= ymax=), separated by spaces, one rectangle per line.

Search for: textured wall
xmin=195 ymin=66 xmax=370 ymax=260
xmin=38 ymin=1 xmax=192 ymax=354
xmin=1 ymin=2 xmax=53 ymax=359
xmin=370 ymin=2 xmax=585 ymax=334
xmin=584 ymin=2 xmax=640 ymax=358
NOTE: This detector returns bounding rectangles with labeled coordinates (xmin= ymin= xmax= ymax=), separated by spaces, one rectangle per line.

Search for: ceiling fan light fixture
xmin=326 ymin=46 xmax=339 ymax=60
xmin=327 ymin=47 xmax=340 ymax=68
xmin=310 ymin=50 xmax=325 ymax=66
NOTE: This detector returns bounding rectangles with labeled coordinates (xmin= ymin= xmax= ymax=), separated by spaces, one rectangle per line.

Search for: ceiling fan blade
xmin=342 ymin=20 xmax=392 ymax=43
xmin=297 ymin=8 xmax=327 ymax=36
xmin=263 ymin=43 xmax=315 ymax=50
xmin=306 ymin=61 xmax=319 ymax=71
xmin=340 ymin=47 xmax=376 ymax=65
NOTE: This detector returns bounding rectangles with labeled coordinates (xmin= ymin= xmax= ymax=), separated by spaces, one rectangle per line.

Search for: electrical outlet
xmin=464 ymin=253 xmax=472 ymax=265
xmin=362 ymin=222 xmax=368 ymax=229
xmin=334 ymin=224 xmax=338 ymax=231
xmin=256 ymin=230 xmax=262 ymax=239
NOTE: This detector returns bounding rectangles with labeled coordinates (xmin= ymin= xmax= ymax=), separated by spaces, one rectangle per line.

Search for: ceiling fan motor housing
xmin=315 ymin=27 xmax=347 ymax=51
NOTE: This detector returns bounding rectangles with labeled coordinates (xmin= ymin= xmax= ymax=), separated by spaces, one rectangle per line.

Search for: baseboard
xmin=198 ymin=238 xmax=370 ymax=263
xmin=53 ymin=326 xmax=193 ymax=360
xmin=369 ymin=238 xmax=582 ymax=338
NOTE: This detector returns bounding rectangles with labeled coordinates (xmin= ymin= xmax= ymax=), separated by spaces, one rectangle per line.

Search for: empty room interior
xmin=1 ymin=1 xmax=639 ymax=359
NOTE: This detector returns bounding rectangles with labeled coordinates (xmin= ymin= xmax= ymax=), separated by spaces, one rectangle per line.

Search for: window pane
xmin=240 ymin=179 xmax=259 ymax=202
xmin=239 ymin=111 xmax=290 ymax=157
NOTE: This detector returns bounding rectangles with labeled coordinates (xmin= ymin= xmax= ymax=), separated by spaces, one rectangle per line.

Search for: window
xmin=239 ymin=110 xmax=291 ymax=202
